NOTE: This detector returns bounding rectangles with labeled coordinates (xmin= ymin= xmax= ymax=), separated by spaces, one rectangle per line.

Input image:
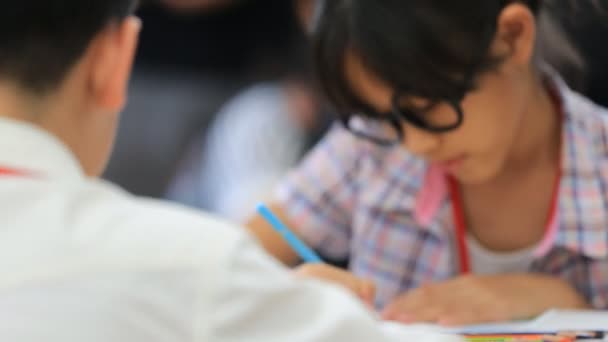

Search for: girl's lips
xmin=435 ymin=155 xmax=468 ymax=172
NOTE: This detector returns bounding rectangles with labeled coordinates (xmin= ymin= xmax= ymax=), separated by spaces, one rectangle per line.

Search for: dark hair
xmin=0 ymin=1 xmax=138 ymax=93
xmin=312 ymin=0 xmax=551 ymax=117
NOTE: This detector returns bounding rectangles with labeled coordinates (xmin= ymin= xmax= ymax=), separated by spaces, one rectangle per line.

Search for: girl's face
xmin=344 ymin=4 xmax=540 ymax=185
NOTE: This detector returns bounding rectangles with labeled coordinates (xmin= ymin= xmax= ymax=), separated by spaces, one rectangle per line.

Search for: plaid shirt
xmin=276 ymin=73 xmax=608 ymax=309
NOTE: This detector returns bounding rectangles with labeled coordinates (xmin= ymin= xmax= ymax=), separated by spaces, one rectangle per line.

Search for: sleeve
xmin=587 ymin=258 xmax=608 ymax=309
xmin=201 ymin=236 xmax=460 ymax=342
xmin=535 ymin=249 xmax=608 ymax=309
xmin=275 ymin=124 xmax=364 ymax=260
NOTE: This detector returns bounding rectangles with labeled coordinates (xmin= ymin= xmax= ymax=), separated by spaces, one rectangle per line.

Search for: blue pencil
xmin=256 ymin=204 xmax=323 ymax=263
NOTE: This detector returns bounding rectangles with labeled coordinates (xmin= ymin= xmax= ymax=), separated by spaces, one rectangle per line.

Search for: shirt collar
xmin=0 ymin=117 xmax=84 ymax=180
xmin=414 ymin=69 xmax=608 ymax=259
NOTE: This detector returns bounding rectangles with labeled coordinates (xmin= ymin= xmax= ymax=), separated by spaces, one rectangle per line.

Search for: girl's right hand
xmin=295 ymin=263 xmax=376 ymax=308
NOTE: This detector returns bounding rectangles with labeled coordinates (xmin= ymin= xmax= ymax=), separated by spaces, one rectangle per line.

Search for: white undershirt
xmin=467 ymin=234 xmax=538 ymax=275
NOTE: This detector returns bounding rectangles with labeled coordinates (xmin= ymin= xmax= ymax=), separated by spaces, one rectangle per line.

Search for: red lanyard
xmin=447 ymin=171 xmax=561 ymax=274
xmin=0 ymin=167 xmax=27 ymax=177
xmin=448 ymin=177 xmax=471 ymax=274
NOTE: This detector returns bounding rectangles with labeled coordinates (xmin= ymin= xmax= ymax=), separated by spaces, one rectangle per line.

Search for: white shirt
xmin=0 ymin=118 xmax=459 ymax=342
xmin=467 ymin=235 xmax=537 ymax=275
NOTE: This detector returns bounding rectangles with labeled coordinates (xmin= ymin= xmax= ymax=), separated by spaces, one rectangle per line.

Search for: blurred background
xmin=103 ymin=0 xmax=608 ymax=222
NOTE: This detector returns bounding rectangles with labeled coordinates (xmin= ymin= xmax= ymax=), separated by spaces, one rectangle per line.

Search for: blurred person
xmin=0 ymin=1 xmax=462 ymax=341
xmin=167 ymin=0 xmax=330 ymax=220
xmin=167 ymin=80 xmax=329 ymax=220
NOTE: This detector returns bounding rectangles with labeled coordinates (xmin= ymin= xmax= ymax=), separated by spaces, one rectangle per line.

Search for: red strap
xmin=0 ymin=167 xmax=27 ymax=176
xmin=448 ymin=170 xmax=561 ymax=275
xmin=448 ymin=177 xmax=471 ymax=274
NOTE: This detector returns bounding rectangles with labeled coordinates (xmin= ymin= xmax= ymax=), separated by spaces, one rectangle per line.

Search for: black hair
xmin=312 ymin=0 xmax=548 ymax=116
xmin=0 ymin=1 xmax=138 ymax=93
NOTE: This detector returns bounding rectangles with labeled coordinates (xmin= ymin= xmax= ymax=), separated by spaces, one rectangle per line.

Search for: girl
xmin=247 ymin=0 xmax=608 ymax=326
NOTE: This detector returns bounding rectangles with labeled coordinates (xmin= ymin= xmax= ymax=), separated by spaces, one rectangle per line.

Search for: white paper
xmin=381 ymin=310 xmax=608 ymax=336
xmin=380 ymin=322 xmax=464 ymax=341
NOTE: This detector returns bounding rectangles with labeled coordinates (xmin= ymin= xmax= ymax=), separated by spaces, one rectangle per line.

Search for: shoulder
xmin=563 ymin=89 xmax=608 ymax=162
xmin=281 ymin=123 xmax=426 ymax=204
xmin=0 ymin=178 xmax=272 ymax=340
xmin=9 ymin=177 xmax=251 ymax=275
xmin=86 ymin=179 xmax=249 ymax=266
xmin=305 ymin=123 xmax=426 ymax=180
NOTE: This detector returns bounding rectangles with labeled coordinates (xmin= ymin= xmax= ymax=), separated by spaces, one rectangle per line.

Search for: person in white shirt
xmin=0 ymin=1 xmax=460 ymax=341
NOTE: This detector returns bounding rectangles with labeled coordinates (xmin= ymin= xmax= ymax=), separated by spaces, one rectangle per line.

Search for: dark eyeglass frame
xmin=342 ymin=93 xmax=466 ymax=147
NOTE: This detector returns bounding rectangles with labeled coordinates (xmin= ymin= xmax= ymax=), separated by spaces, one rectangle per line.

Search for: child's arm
xmin=381 ymin=273 xmax=590 ymax=326
xmin=246 ymin=203 xmax=303 ymax=266
xmin=296 ymin=263 xmax=377 ymax=307
xmin=247 ymin=125 xmax=365 ymax=266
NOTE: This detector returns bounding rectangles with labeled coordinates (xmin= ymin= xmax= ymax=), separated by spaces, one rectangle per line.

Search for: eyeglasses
xmin=342 ymin=94 xmax=465 ymax=147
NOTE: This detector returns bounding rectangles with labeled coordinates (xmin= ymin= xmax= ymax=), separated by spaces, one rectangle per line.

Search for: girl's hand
xmin=382 ymin=274 xmax=589 ymax=326
xmin=295 ymin=263 xmax=376 ymax=307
